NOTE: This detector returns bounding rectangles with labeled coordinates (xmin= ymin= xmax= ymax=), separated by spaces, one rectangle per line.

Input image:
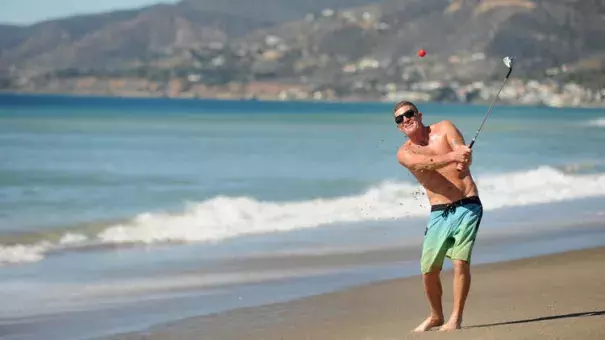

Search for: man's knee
xmin=422 ymin=270 xmax=442 ymax=293
xmin=452 ymin=259 xmax=470 ymax=274
xmin=423 ymin=268 xmax=441 ymax=279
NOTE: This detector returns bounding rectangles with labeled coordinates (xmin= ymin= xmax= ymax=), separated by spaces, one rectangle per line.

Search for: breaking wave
xmin=2 ymin=166 xmax=605 ymax=265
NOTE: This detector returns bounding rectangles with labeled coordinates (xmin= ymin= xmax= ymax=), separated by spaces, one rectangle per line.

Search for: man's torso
xmin=404 ymin=122 xmax=479 ymax=205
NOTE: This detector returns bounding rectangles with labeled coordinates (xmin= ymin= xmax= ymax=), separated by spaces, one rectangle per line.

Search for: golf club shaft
xmin=468 ymin=68 xmax=513 ymax=149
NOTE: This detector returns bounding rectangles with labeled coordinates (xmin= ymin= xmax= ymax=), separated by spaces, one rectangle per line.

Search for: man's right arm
xmin=397 ymin=147 xmax=456 ymax=171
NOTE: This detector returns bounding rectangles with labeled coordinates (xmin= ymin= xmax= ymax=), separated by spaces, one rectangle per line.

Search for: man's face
xmin=394 ymin=106 xmax=421 ymax=136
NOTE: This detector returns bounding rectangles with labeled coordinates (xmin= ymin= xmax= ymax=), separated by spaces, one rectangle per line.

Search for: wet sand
xmin=108 ymin=245 xmax=605 ymax=340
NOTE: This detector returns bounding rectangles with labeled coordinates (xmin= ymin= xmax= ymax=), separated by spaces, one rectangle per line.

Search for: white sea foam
xmin=587 ymin=118 xmax=605 ymax=127
xmin=2 ymin=166 xmax=605 ymax=265
xmin=0 ymin=241 xmax=52 ymax=264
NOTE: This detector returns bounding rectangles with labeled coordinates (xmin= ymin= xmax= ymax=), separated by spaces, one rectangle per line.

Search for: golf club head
xmin=503 ymin=56 xmax=513 ymax=69
xmin=503 ymin=56 xmax=514 ymax=78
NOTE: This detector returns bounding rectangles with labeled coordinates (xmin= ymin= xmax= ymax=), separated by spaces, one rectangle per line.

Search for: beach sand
xmin=110 ymin=246 xmax=605 ymax=340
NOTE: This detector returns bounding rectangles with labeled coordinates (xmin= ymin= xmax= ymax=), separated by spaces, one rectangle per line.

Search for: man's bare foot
xmin=439 ymin=318 xmax=462 ymax=331
xmin=412 ymin=316 xmax=444 ymax=333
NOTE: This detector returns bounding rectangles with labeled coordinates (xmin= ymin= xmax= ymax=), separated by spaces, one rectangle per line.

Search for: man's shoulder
xmin=433 ymin=120 xmax=457 ymax=129
xmin=432 ymin=120 xmax=459 ymax=134
xmin=396 ymin=140 xmax=413 ymax=157
xmin=399 ymin=139 xmax=414 ymax=150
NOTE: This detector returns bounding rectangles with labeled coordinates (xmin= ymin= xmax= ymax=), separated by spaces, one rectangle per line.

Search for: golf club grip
xmin=506 ymin=68 xmax=513 ymax=78
xmin=469 ymin=140 xmax=475 ymax=149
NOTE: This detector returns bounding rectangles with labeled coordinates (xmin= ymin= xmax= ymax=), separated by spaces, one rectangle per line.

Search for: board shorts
xmin=421 ymin=196 xmax=483 ymax=274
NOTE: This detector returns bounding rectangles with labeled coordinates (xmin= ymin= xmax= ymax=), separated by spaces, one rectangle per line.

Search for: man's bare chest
xmin=407 ymin=137 xmax=451 ymax=156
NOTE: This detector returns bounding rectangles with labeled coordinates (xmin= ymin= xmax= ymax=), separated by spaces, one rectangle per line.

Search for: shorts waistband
xmin=430 ymin=196 xmax=482 ymax=212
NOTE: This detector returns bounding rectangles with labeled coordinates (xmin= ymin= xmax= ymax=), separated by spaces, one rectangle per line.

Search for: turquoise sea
xmin=1 ymin=93 xmax=605 ymax=340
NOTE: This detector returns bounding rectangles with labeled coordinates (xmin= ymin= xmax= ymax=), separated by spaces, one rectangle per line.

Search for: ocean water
xmin=1 ymin=94 xmax=605 ymax=340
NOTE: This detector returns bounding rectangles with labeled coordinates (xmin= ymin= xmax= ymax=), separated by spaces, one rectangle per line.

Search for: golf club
xmin=468 ymin=56 xmax=514 ymax=148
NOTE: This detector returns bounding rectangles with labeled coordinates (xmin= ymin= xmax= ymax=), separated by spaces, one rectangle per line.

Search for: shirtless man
xmin=394 ymin=100 xmax=484 ymax=332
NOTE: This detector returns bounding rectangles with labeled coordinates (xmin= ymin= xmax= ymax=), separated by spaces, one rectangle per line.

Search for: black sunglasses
xmin=395 ymin=109 xmax=416 ymax=124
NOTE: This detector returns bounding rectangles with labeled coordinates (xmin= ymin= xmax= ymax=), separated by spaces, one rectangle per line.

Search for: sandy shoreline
xmin=108 ymin=245 xmax=605 ymax=340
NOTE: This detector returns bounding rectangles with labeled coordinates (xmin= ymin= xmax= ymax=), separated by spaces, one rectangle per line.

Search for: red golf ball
xmin=418 ymin=49 xmax=426 ymax=58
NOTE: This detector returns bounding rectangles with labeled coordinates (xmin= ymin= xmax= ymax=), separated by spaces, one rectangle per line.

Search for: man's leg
xmin=413 ymin=269 xmax=445 ymax=332
xmin=413 ymin=211 xmax=449 ymax=332
xmin=440 ymin=259 xmax=471 ymax=331
xmin=440 ymin=203 xmax=482 ymax=331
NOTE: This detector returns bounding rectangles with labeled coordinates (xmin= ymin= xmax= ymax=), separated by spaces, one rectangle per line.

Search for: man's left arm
xmin=442 ymin=121 xmax=472 ymax=170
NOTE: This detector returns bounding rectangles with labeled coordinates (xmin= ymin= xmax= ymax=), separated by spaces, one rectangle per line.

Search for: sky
xmin=0 ymin=0 xmax=179 ymax=25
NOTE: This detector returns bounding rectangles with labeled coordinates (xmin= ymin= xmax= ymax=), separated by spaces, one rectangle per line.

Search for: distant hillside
xmin=2 ymin=0 xmax=605 ymax=90
xmin=181 ymin=0 xmax=381 ymax=22
xmin=236 ymin=0 xmax=605 ymax=81
xmin=0 ymin=4 xmax=267 ymax=73
xmin=0 ymin=0 xmax=381 ymax=74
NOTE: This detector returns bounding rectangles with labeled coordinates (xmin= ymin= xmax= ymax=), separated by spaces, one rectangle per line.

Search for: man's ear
xmin=417 ymin=112 xmax=423 ymax=121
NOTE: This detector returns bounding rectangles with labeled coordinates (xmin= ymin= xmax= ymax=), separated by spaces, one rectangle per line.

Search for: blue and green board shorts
xmin=421 ymin=196 xmax=483 ymax=274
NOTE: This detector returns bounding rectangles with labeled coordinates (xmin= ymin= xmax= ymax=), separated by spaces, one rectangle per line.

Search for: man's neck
xmin=408 ymin=125 xmax=430 ymax=146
